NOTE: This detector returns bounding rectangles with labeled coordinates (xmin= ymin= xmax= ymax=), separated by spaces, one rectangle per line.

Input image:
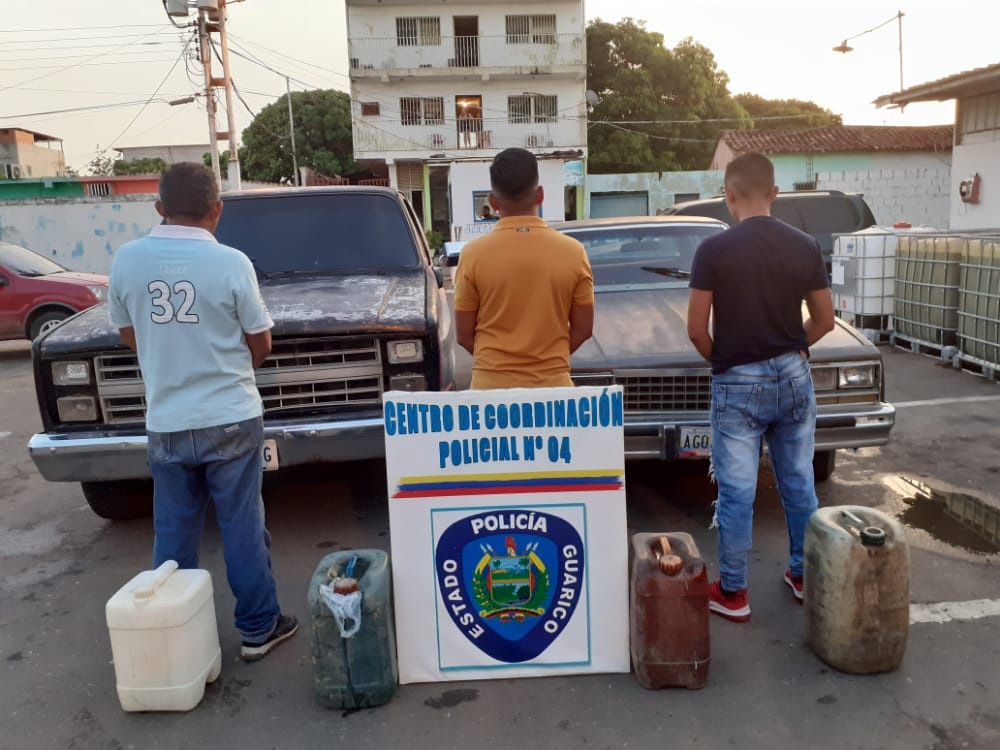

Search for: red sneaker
xmin=784 ymin=570 xmax=804 ymax=603
xmin=708 ymin=580 xmax=751 ymax=622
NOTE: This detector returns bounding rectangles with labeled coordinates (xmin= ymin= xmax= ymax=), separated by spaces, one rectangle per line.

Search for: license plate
xmin=262 ymin=439 xmax=279 ymax=471
xmin=678 ymin=426 xmax=712 ymax=459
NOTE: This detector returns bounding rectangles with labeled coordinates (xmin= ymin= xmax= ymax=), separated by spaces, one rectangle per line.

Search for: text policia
xmin=384 ymin=390 xmax=624 ymax=470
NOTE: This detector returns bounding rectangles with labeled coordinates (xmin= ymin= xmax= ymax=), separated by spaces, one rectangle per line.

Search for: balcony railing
xmin=349 ymin=34 xmax=585 ymax=73
xmin=353 ymin=119 xmax=580 ymax=155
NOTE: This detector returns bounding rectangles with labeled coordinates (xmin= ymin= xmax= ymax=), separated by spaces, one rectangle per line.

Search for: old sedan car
xmin=28 ymin=187 xmax=455 ymax=519
xmin=555 ymin=215 xmax=895 ymax=480
xmin=0 ymin=241 xmax=108 ymax=340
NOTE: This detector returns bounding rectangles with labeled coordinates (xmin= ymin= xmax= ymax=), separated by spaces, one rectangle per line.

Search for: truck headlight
xmin=810 ymin=368 xmax=837 ymax=391
xmin=839 ymin=365 xmax=875 ymax=389
xmin=57 ymin=396 xmax=98 ymax=422
xmin=387 ymin=339 xmax=424 ymax=364
xmin=52 ymin=361 xmax=91 ymax=386
xmin=88 ymin=285 xmax=108 ymax=302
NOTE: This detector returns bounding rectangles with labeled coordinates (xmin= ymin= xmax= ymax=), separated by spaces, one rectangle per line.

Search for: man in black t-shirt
xmin=687 ymin=152 xmax=835 ymax=623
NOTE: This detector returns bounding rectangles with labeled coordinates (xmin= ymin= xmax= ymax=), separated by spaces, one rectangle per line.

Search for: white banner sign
xmin=384 ymin=387 xmax=629 ymax=683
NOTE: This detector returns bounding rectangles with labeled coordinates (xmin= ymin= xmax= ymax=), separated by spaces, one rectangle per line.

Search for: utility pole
xmin=197 ymin=0 xmax=241 ymax=190
xmin=286 ymin=77 xmax=299 ymax=186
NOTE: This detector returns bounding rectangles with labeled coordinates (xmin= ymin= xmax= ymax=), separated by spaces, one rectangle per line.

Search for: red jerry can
xmin=629 ymin=532 xmax=710 ymax=689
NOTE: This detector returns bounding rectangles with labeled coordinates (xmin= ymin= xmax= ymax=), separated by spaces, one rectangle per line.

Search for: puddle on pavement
xmin=883 ymin=475 xmax=1000 ymax=555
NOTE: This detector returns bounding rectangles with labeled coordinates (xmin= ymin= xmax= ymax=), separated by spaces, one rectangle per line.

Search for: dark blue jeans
xmin=711 ymin=351 xmax=819 ymax=592
xmin=148 ymin=416 xmax=280 ymax=644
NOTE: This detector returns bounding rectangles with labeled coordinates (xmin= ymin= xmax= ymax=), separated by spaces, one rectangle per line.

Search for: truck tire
xmin=81 ymin=480 xmax=154 ymax=520
xmin=813 ymin=450 xmax=837 ymax=482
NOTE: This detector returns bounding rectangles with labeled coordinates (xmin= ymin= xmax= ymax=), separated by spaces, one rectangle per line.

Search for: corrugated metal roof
xmin=875 ymin=62 xmax=1000 ymax=107
xmin=719 ymin=125 xmax=953 ymax=155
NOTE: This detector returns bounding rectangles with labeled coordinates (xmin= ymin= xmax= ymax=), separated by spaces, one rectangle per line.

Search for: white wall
xmin=817 ymin=167 xmax=952 ymax=229
xmin=115 ymin=145 xmax=210 ymax=165
xmin=951 ymin=140 xmax=1000 ymax=230
xmin=585 ymin=171 xmax=725 ymax=216
xmin=449 ymin=159 xmax=566 ymax=241
xmin=0 ymin=196 xmax=159 ymax=275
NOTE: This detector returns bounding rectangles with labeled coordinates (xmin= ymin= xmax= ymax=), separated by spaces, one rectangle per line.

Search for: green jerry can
xmin=308 ymin=549 xmax=398 ymax=709
xmin=804 ymin=506 xmax=909 ymax=674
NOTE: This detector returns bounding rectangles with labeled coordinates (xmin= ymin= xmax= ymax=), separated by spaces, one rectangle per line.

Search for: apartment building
xmin=346 ymin=0 xmax=588 ymax=240
xmin=0 ymin=128 xmax=67 ymax=179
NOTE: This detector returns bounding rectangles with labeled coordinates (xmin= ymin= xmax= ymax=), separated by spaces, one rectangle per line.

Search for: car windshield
xmin=561 ymin=224 xmax=725 ymax=287
xmin=0 ymin=242 xmax=67 ymax=277
xmin=215 ymin=193 xmax=421 ymax=275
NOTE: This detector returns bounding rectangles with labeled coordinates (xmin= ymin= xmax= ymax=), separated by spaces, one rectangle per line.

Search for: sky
xmin=1 ymin=0 xmax=997 ymax=171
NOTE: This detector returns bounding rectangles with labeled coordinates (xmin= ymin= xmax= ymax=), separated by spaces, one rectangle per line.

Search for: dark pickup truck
xmin=28 ymin=187 xmax=456 ymax=519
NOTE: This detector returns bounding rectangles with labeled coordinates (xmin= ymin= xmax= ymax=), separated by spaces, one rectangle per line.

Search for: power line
xmin=0 ymin=26 xmax=172 ymax=93
xmin=0 ymin=99 xmax=178 ymax=121
xmin=0 ymin=24 xmax=167 ymax=33
xmin=227 ymin=32 xmax=352 ymax=83
xmin=225 ymin=44 xmax=325 ymax=90
xmin=104 ymin=35 xmax=196 ymax=153
xmin=0 ymin=45 xmax=180 ymax=62
xmin=0 ymin=58 xmax=184 ymax=71
xmin=0 ymin=31 xmax=178 ymax=47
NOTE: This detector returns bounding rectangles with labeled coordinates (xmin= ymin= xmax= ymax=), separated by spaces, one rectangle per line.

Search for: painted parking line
xmin=895 ymin=395 xmax=1000 ymax=409
xmin=910 ymin=598 xmax=1000 ymax=624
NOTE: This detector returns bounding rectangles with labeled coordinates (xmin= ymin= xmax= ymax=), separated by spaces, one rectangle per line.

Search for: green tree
xmin=735 ymin=94 xmax=842 ymax=130
xmin=112 ymin=157 xmax=167 ymax=176
xmin=240 ymin=89 xmax=356 ymax=183
xmin=202 ymin=150 xmax=230 ymax=180
xmin=86 ymin=154 xmax=116 ymax=176
xmin=586 ymin=19 xmax=748 ymax=173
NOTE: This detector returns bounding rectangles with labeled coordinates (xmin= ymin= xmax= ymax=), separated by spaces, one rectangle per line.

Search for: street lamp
xmin=834 ymin=9 xmax=905 ymax=92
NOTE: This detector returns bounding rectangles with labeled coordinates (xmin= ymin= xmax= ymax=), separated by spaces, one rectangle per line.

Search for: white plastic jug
xmin=106 ymin=560 xmax=222 ymax=712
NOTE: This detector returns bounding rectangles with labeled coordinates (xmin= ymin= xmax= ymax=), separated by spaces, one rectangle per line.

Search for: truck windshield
xmin=562 ymin=224 xmax=724 ymax=286
xmin=215 ymin=193 xmax=420 ymax=275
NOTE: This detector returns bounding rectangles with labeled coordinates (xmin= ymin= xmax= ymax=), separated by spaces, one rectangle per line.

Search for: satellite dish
xmin=585 ymin=89 xmax=601 ymax=107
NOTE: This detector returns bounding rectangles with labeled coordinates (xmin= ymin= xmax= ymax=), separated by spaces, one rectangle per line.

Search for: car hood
xmin=571 ymin=286 xmax=874 ymax=372
xmin=47 ymin=271 xmax=109 ymax=285
xmin=38 ymin=271 xmax=430 ymax=355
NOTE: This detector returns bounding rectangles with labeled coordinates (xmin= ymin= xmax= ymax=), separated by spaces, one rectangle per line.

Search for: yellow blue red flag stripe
xmin=393 ymin=469 xmax=624 ymax=498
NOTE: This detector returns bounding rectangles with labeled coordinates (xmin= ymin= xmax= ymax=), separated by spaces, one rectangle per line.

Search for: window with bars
xmin=400 ymin=97 xmax=445 ymax=126
xmin=505 ymin=14 xmax=557 ymax=44
xmin=396 ymin=17 xmax=441 ymax=46
xmin=508 ymin=94 xmax=558 ymax=124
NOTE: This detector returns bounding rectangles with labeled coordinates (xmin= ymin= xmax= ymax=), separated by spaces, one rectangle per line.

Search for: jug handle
xmin=133 ymin=560 xmax=179 ymax=600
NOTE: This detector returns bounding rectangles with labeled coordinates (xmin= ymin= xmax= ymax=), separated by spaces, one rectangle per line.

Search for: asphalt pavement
xmin=1 ymin=339 xmax=999 ymax=750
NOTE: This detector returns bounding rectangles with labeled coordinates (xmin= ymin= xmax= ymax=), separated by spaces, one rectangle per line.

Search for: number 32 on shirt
xmin=148 ymin=280 xmax=199 ymax=324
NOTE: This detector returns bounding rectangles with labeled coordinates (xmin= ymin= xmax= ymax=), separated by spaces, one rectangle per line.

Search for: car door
xmin=0 ymin=264 xmax=20 ymax=338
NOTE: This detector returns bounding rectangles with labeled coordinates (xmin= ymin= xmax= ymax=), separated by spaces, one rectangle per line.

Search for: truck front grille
xmin=617 ymin=372 xmax=713 ymax=412
xmin=94 ymin=336 xmax=385 ymax=425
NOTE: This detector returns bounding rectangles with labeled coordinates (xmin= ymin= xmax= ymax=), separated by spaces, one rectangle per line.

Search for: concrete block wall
xmin=0 ymin=195 xmax=159 ymax=275
xmin=817 ymin=167 xmax=951 ymax=230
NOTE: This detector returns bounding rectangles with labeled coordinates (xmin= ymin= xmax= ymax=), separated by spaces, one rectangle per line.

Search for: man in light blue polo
xmin=108 ymin=162 xmax=297 ymax=661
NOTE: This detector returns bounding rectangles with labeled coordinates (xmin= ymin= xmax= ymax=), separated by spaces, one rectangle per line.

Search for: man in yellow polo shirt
xmin=454 ymin=148 xmax=594 ymax=389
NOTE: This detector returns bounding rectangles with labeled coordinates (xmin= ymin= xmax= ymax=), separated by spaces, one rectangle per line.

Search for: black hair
xmin=490 ymin=148 xmax=539 ymax=202
xmin=158 ymin=162 xmax=219 ymax=219
xmin=724 ymin=152 xmax=775 ymax=199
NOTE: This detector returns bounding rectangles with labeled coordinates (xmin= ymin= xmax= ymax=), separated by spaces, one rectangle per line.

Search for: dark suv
xmin=661 ymin=190 xmax=877 ymax=267
xmin=28 ymin=187 xmax=456 ymax=519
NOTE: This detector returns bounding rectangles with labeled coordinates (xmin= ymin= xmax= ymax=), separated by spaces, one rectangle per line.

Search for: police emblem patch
xmin=435 ymin=509 xmax=585 ymax=663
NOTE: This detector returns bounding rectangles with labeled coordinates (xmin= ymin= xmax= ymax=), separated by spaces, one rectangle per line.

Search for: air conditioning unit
xmin=5 ymin=164 xmax=24 ymax=179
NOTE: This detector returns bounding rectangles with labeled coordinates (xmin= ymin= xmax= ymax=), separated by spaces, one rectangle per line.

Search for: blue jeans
xmin=148 ymin=416 xmax=280 ymax=644
xmin=710 ymin=351 xmax=819 ymax=592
